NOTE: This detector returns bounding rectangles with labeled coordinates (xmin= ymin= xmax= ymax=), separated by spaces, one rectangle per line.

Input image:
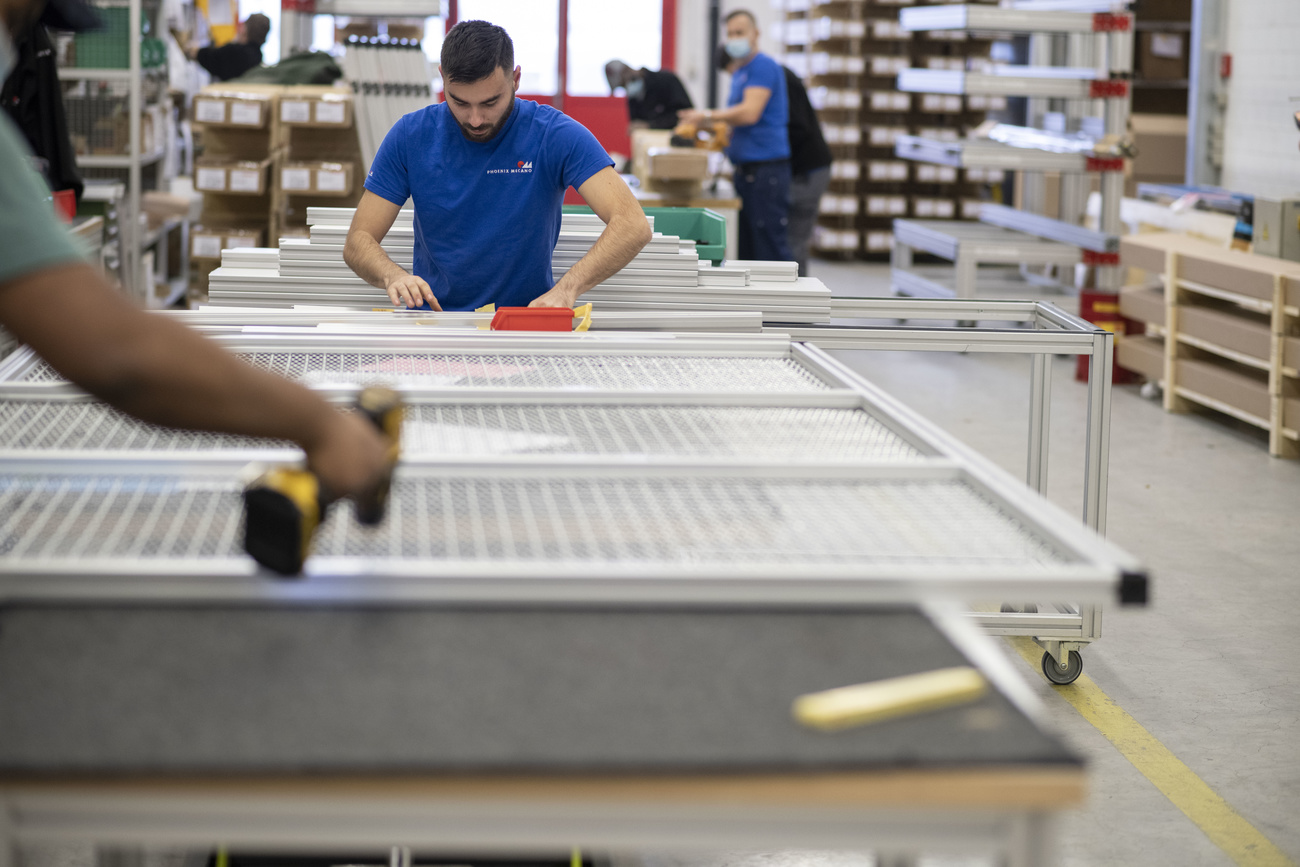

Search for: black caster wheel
xmin=1041 ymin=650 xmax=1083 ymax=685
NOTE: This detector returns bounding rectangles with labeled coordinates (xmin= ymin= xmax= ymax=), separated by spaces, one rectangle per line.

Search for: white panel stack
xmin=206 ymin=206 xmax=828 ymax=323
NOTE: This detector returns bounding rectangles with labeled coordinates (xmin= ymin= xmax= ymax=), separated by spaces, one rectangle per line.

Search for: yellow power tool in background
xmin=243 ymin=386 xmax=403 ymax=576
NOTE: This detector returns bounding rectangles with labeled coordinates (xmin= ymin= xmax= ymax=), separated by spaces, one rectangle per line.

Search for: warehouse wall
xmin=675 ymin=1 xmax=785 ymax=111
xmin=1219 ymin=0 xmax=1300 ymax=198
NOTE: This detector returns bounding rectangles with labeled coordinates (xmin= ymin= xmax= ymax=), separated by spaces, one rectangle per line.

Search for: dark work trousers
xmin=787 ymin=165 xmax=831 ymax=276
xmin=733 ymin=158 xmax=794 ymax=262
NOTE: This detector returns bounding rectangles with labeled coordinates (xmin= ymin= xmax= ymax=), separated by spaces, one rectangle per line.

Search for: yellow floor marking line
xmin=1007 ymin=637 xmax=1295 ymax=867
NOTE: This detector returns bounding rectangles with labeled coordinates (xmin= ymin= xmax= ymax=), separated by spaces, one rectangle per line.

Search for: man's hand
xmin=677 ymin=108 xmax=708 ymax=125
xmin=301 ymin=409 xmax=393 ymax=502
xmin=384 ymin=272 xmax=441 ymax=310
xmin=529 ymin=285 xmax=580 ymax=308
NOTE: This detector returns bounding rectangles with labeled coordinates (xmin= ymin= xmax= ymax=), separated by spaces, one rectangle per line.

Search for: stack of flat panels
xmin=582 ymin=276 xmax=833 ymax=324
xmin=726 ymin=260 xmax=801 ymax=282
xmin=206 ymin=207 xmax=826 ymax=322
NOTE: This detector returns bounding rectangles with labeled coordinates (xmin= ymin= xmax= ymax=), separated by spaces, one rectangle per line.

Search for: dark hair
xmin=244 ymin=13 xmax=271 ymax=46
xmin=724 ymin=9 xmax=756 ymax=26
xmin=441 ymin=20 xmax=514 ymax=84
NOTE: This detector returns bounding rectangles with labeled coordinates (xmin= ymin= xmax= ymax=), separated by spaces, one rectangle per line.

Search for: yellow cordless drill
xmin=243 ymin=387 xmax=403 ymax=576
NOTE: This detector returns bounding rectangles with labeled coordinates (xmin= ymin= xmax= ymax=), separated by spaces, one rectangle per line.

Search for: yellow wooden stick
xmin=793 ymin=666 xmax=988 ymax=731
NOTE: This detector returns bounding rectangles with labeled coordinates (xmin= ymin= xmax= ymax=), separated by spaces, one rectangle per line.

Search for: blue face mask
xmin=625 ymin=78 xmax=645 ymax=99
xmin=725 ymin=38 xmax=751 ymax=60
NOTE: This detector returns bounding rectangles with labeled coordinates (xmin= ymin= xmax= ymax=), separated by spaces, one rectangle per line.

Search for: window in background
xmin=566 ymin=0 xmax=661 ymax=97
xmin=457 ymin=0 xmax=559 ymax=96
xmin=310 ymin=14 xmax=335 ymax=54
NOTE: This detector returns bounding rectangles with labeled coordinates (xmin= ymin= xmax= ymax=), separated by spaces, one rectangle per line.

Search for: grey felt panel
xmin=0 ymin=606 xmax=1077 ymax=774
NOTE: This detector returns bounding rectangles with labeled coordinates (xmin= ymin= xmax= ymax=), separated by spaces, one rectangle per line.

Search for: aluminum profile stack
xmin=341 ymin=39 xmax=434 ymax=170
xmin=205 ymin=207 xmax=828 ymax=323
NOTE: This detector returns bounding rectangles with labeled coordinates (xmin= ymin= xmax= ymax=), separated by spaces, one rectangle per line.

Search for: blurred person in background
xmin=173 ymin=11 xmax=269 ymax=81
xmin=605 ymin=59 xmax=693 ymax=132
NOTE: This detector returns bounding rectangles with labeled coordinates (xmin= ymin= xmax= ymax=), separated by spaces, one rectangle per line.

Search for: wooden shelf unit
xmin=1118 ymin=233 xmax=1300 ymax=458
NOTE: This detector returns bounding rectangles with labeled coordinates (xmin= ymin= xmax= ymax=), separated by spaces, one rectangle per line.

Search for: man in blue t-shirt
xmin=679 ymin=9 xmax=792 ymax=262
xmin=345 ymin=20 xmax=653 ymax=311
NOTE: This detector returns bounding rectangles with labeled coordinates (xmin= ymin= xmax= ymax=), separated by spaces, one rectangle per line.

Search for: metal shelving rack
xmin=58 ymin=0 xmax=180 ymax=303
xmin=890 ymin=2 xmax=1134 ymax=298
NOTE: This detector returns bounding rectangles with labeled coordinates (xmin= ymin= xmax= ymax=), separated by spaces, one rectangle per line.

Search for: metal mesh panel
xmin=0 ymin=403 xmax=284 ymax=451
xmin=0 ymin=473 xmax=1069 ymax=569
xmin=400 ymin=405 xmax=923 ymax=461
xmin=0 ymin=403 xmax=919 ymax=461
xmin=16 ymin=352 xmax=829 ymax=393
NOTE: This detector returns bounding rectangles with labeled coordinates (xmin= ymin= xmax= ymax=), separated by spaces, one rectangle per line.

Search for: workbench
xmin=0 ymin=604 xmax=1081 ymax=867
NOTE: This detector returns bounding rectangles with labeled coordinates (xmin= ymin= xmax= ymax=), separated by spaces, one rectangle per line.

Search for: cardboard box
xmin=1178 ymin=356 xmax=1270 ymax=420
xmin=279 ymin=92 xmax=354 ymax=128
xmin=866 ymin=195 xmax=907 ymax=216
xmin=915 ymin=164 xmax=958 ymax=183
xmin=1253 ymin=198 xmax=1300 ymax=262
xmin=195 ymin=157 xmax=271 ymax=195
xmin=645 ymin=148 xmax=709 ymax=181
xmin=911 ymin=197 xmax=955 ymax=218
xmin=1115 ymin=334 xmax=1164 ymax=380
xmin=1133 ymin=0 xmax=1192 ymax=22
xmin=1119 ymin=285 xmax=1166 ymax=326
xmin=190 ymin=225 xmax=265 ymax=260
xmin=193 ymin=92 xmax=271 ymax=129
xmin=867 ymin=160 xmax=908 ymax=182
xmin=1128 ymin=113 xmax=1187 ymax=186
xmin=279 ymin=161 xmax=356 ymax=196
xmin=1138 ymin=32 xmax=1189 ymax=81
xmin=1120 ymin=233 xmax=1300 ymax=307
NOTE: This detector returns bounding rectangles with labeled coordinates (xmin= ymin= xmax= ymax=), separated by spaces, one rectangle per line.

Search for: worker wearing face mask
xmin=678 ymin=8 xmax=792 ymax=262
xmin=605 ymin=59 xmax=693 ymax=133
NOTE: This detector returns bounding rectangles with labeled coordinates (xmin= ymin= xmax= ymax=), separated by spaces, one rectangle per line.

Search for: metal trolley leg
xmin=1027 ymin=353 xmax=1052 ymax=495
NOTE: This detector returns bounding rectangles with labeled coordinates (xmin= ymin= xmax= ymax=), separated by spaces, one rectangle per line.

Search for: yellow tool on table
xmin=793 ymin=666 xmax=988 ymax=731
xmin=671 ymin=118 xmax=730 ymax=151
xmin=242 ymin=386 xmax=403 ymax=577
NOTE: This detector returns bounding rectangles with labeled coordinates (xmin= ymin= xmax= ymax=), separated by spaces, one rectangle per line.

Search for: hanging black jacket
xmin=1 ymin=24 xmax=84 ymax=199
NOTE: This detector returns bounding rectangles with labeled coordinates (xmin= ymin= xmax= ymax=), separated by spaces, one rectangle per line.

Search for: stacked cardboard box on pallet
xmin=1117 ymin=232 xmax=1300 ymax=458
xmin=781 ymin=0 xmax=997 ymax=259
xmin=274 ymin=85 xmax=364 ymax=240
xmin=190 ymin=85 xmax=282 ymax=299
xmin=191 ymin=84 xmax=361 ymax=300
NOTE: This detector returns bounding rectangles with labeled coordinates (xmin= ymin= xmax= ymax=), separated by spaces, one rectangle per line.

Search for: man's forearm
xmin=344 ymin=230 xmax=409 ymax=289
xmin=0 ymin=264 xmax=338 ymax=449
xmin=551 ymin=212 xmax=653 ymax=299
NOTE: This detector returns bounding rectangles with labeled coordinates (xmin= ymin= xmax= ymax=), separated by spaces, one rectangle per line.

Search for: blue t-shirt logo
xmin=364 ymin=99 xmax=612 ymax=311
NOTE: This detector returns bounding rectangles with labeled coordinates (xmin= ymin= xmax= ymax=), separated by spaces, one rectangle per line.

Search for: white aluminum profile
xmin=892 ymin=220 xmax=1083 ymax=265
xmin=899 ymin=5 xmax=1113 ymax=34
xmin=895 ymin=135 xmax=1094 ymax=172
xmin=897 ymin=68 xmax=1102 ymax=99
xmin=978 ymin=203 xmax=1117 ymax=252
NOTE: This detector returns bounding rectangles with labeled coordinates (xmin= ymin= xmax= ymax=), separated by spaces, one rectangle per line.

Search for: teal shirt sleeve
xmin=0 ymin=114 xmax=88 ymax=283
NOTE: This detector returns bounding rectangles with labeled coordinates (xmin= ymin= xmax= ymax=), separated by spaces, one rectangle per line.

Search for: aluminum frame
xmin=0 ymin=335 xmax=1142 ymax=609
xmin=766 ymin=306 xmax=1116 ymax=653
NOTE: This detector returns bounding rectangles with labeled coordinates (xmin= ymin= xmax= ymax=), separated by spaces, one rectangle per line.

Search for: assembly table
xmin=0 ymin=604 xmax=1081 ymax=867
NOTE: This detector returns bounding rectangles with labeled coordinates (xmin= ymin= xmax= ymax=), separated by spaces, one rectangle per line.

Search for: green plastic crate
xmin=73 ymin=8 xmax=162 ymax=69
xmin=563 ymin=205 xmax=727 ymax=264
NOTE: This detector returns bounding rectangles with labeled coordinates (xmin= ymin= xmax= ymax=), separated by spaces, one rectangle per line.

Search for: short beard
xmin=457 ymin=89 xmax=516 ymax=143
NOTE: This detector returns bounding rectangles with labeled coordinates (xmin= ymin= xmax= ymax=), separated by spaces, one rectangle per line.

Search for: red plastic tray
xmin=490 ymin=307 xmax=574 ymax=332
